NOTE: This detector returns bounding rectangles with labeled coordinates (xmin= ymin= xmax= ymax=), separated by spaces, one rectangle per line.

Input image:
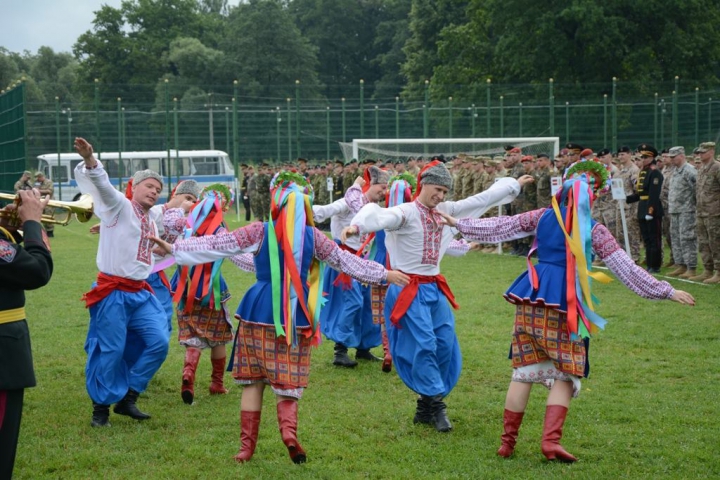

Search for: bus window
xmin=130 ymin=158 xmax=148 ymax=172
xmin=51 ymin=165 xmax=69 ymax=182
xmin=193 ymin=157 xmax=220 ymax=175
xmin=105 ymin=159 xmax=122 ymax=179
xmin=70 ymin=160 xmax=83 ymax=177
xmin=146 ymin=158 xmax=164 ymax=176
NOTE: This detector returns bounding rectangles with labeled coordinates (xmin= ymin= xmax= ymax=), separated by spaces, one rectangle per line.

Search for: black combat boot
xmin=113 ymin=389 xmax=151 ymax=420
xmin=91 ymin=403 xmax=111 ymax=427
xmin=332 ymin=343 xmax=358 ymax=368
xmin=413 ymin=396 xmax=433 ymax=425
xmin=426 ymin=394 xmax=452 ymax=432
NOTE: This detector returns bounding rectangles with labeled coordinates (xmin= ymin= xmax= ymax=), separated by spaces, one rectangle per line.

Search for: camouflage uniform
xmin=591 ymin=164 xmax=619 ymax=236
xmin=35 ymin=176 xmax=54 ymax=235
xmin=311 ymin=173 xmax=329 ymax=206
xmin=660 ymin=165 xmax=676 ymax=264
xmin=695 ymin=158 xmax=720 ymax=275
xmin=668 ymin=162 xmax=697 ymax=269
xmin=342 ymin=170 xmax=357 ymax=196
xmin=251 ymin=172 xmax=271 ymax=221
xmin=534 ymin=166 xmax=552 ymax=208
xmin=615 ymin=162 xmax=642 ymax=262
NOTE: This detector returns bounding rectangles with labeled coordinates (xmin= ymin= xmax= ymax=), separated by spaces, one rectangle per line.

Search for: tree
xmin=221 ymin=0 xmax=323 ymax=99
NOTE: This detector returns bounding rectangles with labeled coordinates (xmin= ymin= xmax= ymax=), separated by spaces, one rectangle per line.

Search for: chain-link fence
xmin=0 ymin=83 xmax=26 ymax=192
xmin=13 ymin=79 xmax=720 ymax=174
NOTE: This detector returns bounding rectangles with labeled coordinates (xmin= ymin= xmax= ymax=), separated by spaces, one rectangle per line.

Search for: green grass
xmin=15 ymin=218 xmax=719 ymax=479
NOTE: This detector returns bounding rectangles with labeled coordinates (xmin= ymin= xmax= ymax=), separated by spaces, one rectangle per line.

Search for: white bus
xmin=37 ymin=150 xmax=236 ymax=202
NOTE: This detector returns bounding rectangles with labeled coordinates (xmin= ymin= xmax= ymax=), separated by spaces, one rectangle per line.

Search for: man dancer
xmin=313 ymin=166 xmax=390 ymax=367
xmin=343 ymin=161 xmax=531 ymax=432
xmin=74 ymin=137 xmax=169 ymax=427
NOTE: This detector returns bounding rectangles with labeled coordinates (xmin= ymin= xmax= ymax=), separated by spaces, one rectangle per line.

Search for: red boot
xmin=234 ymin=410 xmax=261 ymax=463
xmin=381 ymin=326 xmax=392 ymax=373
xmin=181 ymin=348 xmax=201 ymax=404
xmin=497 ymin=409 xmax=524 ymax=457
xmin=277 ymin=400 xmax=307 ymax=464
xmin=541 ymin=405 xmax=577 ymax=462
xmin=209 ymin=356 xmax=229 ymax=395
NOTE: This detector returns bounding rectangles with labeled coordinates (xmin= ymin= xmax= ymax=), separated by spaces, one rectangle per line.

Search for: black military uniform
xmin=627 ymin=144 xmax=664 ymax=272
xmin=0 ymin=220 xmax=53 ymax=478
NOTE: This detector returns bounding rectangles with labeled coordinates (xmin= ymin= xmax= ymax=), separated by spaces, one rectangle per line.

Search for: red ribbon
xmin=332 ymin=244 xmax=358 ymax=290
xmin=389 ymin=273 xmax=459 ymax=326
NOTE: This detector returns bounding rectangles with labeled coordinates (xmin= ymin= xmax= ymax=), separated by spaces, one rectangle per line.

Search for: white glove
xmin=645 ymin=215 xmax=653 ymax=221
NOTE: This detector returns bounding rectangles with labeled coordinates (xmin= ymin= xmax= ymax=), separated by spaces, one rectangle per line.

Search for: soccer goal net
xmin=339 ymin=137 xmax=560 ymax=163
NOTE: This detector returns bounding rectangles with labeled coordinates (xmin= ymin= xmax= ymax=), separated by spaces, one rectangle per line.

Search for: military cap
xmin=668 ymin=146 xmax=685 ymax=157
xmin=521 ymin=155 xmax=534 ymax=163
xmin=23 ymin=170 xmax=31 ymax=175
xmin=696 ymin=142 xmax=716 ymax=153
xmin=493 ymin=155 xmax=505 ymax=162
xmin=240 ymin=163 xmax=249 ymax=168
xmin=597 ymin=148 xmax=612 ymax=157
xmin=362 ymin=158 xmax=377 ymax=165
xmin=477 ymin=156 xmax=491 ymax=164
xmin=536 ymin=153 xmax=550 ymax=160
xmin=349 ymin=158 xmax=358 ymax=164
xmin=507 ymin=147 xmax=522 ymax=154
xmin=431 ymin=154 xmax=446 ymax=163
xmin=637 ymin=144 xmax=658 ymax=158
xmin=580 ymin=148 xmax=594 ymax=158
xmin=334 ymin=159 xmax=345 ymax=167
xmin=617 ymin=145 xmax=631 ymax=154
xmin=503 ymin=145 xmax=516 ymax=152
xmin=34 ymin=171 xmax=44 ymax=177
xmin=565 ymin=143 xmax=584 ymax=154
xmin=297 ymin=157 xmax=308 ymax=164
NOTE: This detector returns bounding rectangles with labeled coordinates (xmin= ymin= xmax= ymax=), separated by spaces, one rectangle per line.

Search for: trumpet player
xmin=0 ymin=188 xmax=53 ymax=479
xmin=74 ymin=137 xmax=169 ymax=428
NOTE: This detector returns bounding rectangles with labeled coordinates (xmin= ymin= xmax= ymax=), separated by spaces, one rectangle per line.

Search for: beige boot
xmin=703 ymin=272 xmax=720 ymax=284
xmin=689 ymin=271 xmax=713 ymax=282
xmin=678 ymin=268 xmax=696 ymax=279
xmin=667 ymin=265 xmax=687 ymax=277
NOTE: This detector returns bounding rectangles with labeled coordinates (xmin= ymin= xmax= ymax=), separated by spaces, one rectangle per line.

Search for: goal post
xmin=340 ymin=137 xmax=560 ymax=163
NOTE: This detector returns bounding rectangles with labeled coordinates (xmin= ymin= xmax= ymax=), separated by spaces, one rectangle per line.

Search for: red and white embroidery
xmin=132 ymin=201 xmax=154 ymax=265
xmin=414 ymin=200 xmax=443 ymax=266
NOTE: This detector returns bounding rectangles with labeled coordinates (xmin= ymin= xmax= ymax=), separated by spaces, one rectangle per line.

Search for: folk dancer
xmin=150 ymin=171 xmax=409 ymax=464
xmin=74 ymin=137 xmax=170 ymax=427
xmin=439 ymin=160 xmax=695 ymax=461
xmin=342 ymin=161 xmax=531 ymax=432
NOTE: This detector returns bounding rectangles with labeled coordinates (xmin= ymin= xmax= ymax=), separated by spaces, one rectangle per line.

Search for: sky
xmin=0 ymin=0 xmax=126 ymax=54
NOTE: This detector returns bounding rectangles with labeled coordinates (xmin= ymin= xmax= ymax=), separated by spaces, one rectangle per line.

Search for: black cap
xmin=297 ymin=157 xmax=307 ymax=163
xmin=334 ymin=159 xmax=345 ymax=167
xmin=660 ymin=148 xmax=669 ymax=155
xmin=637 ymin=144 xmax=659 ymax=158
xmin=240 ymin=163 xmax=249 ymax=168
xmin=617 ymin=145 xmax=631 ymax=154
xmin=362 ymin=158 xmax=377 ymax=165
xmin=503 ymin=145 xmax=516 ymax=152
xmin=536 ymin=153 xmax=550 ymax=159
xmin=597 ymin=148 xmax=611 ymax=157
xmin=565 ymin=143 xmax=584 ymax=153
xmin=431 ymin=154 xmax=446 ymax=163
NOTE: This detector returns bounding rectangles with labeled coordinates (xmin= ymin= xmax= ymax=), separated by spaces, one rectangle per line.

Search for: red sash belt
xmin=156 ymin=269 xmax=172 ymax=292
xmin=389 ymin=272 xmax=459 ymax=327
xmin=333 ymin=244 xmax=358 ymax=290
xmin=82 ymin=272 xmax=155 ymax=308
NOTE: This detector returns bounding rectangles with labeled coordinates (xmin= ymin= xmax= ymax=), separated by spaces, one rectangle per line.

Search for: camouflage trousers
xmin=662 ymin=202 xmax=672 ymax=261
xmin=669 ymin=212 xmax=697 ymax=269
xmin=696 ymin=215 xmax=720 ymax=272
xmin=595 ymin=205 xmax=617 ymax=236
xmin=250 ymin=194 xmax=269 ymax=222
xmin=615 ymin=204 xmax=641 ymax=262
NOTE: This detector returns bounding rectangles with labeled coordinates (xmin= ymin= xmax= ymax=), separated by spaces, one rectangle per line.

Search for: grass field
xmin=14 ymin=217 xmax=720 ymax=479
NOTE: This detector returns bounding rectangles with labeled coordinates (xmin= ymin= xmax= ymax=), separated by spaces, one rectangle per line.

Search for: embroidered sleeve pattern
xmin=455 ymin=208 xmax=544 ymax=243
xmin=229 ymin=253 xmax=256 ymax=273
xmin=602 ymin=250 xmax=674 ymax=300
xmin=162 ymin=208 xmax=187 ymax=242
xmin=446 ymin=239 xmax=470 ymax=257
xmin=591 ymin=223 xmax=623 ymax=259
xmin=313 ymin=228 xmax=387 ymax=284
xmin=344 ymin=184 xmax=367 ymax=215
xmin=352 ymin=203 xmax=406 ymax=234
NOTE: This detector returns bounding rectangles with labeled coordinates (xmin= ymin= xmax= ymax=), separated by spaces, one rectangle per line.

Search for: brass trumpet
xmin=0 ymin=193 xmax=94 ymax=226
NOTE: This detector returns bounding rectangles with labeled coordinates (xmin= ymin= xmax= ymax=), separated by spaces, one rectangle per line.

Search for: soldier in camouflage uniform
xmin=534 ymin=153 xmax=553 ymax=208
xmin=614 ymin=146 xmax=642 ymax=263
xmin=251 ymin=163 xmax=271 ymax=221
xmin=591 ymin=149 xmax=620 ymax=266
xmin=331 ymin=160 xmax=345 ymax=203
xmin=659 ymin=150 xmax=676 ymax=267
xmin=665 ymin=147 xmax=698 ymax=278
xmin=342 ymin=161 xmax=358 ymax=196
xmin=691 ymin=142 xmax=720 ymax=283
xmin=472 ymin=157 xmax=488 ymax=195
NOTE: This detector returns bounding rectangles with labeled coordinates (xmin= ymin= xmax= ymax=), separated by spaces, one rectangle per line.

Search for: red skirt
xmin=177 ymin=302 xmax=233 ymax=345
xmin=511 ymin=304 xmax=586 ymax=377
xmin=233 ymin=321 xmax=312 ymax=389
